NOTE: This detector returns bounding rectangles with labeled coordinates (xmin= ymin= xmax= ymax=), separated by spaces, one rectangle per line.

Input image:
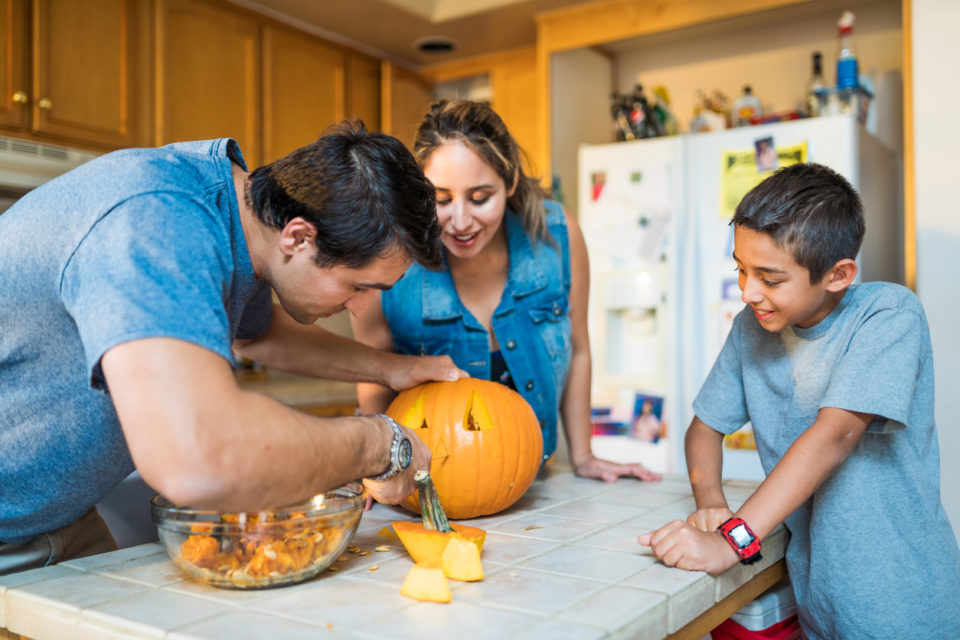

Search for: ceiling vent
xmin=414 ymin=36 xmax=457 ymax=54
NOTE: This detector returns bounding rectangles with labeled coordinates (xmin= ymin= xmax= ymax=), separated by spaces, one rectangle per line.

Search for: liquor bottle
xmin=610 ymin=92 xmax=635 ymax=141
xmin=629 ymin=84 xmax=662 ymax=138
xmin=732 ymin=86 xmax=762 ymax=127
xmin=805 ymin=51 xmax=826 ymax=117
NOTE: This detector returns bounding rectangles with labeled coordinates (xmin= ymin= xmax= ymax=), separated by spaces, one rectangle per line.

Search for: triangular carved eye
xmin=462 ymin=391 xmax=493 ymax=431
xmin=400 ymin=392 xmax=429 ymax=429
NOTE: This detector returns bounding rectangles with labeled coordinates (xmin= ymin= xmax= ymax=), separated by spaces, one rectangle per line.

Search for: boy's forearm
xmin=685 ymin=418 xmax=728 ymax=508
xmin=736 ymin=407 xmax=872 ymax=540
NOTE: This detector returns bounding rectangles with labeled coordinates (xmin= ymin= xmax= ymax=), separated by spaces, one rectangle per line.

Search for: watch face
xmin=397 ymin=438 xmax=413 ymax=469
xmin=729 ymin=524 xmax=754 ymax=548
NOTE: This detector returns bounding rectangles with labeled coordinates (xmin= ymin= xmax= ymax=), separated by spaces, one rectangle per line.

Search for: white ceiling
xmin=229 ymin=0 xmax=589 ymax=67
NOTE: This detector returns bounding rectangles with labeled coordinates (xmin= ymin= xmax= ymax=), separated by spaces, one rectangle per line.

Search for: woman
xmin=351 ymin=100 xmax=658 ymax=483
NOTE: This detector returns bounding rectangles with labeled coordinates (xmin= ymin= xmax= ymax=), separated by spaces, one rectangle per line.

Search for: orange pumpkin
xmin=386 ymin=378 xmax=543 ymax=519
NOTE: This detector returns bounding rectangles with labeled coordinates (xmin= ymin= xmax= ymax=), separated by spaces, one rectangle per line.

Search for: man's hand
xmin=637 ymin=520 xmax=740 ymax=575
xmin=361 ymin=422 xmax=432 ymax=505
xmin=574 ymin=455 xmax=662 ymax=483
xmin=381 ymin=353 xmax=466 ymax=391
xmin=686 ymin=507 xmax=735 ymax=532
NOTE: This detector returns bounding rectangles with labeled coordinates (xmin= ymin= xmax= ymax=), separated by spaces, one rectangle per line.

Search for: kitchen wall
xmin=912 ymin=0 xmax=960 ymax=539
xmin=550 ymin=48 xmax=614 ymax=213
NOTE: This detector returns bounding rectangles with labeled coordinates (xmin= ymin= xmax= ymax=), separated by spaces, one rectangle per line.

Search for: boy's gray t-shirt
xmin=694 ymin=282 xmax=960 ymax=640
xmin=0 ymin=139 xmax=272 ymax=543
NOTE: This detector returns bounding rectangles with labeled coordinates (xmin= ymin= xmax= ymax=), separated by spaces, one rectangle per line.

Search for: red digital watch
xmin=718 ymin=517 xmax=763 ymax=565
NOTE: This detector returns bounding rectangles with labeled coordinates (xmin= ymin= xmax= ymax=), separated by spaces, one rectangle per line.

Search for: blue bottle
xmin=835 ymin=11 xmax=858 ymax=91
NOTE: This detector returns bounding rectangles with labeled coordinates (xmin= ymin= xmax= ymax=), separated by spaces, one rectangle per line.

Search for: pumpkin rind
xmin=387 ymin=379 xmax=543 ymax=519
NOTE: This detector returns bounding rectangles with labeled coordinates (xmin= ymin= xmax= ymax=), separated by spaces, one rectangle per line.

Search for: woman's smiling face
xmin=422 ymin=140 xmax=514 ymax=260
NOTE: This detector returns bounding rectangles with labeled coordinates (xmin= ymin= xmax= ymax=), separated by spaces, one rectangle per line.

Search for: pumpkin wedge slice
xmin=441 ymin=534 xmax=484 ymax=581
xmin=391 ymin=521 xmax=485 ymax=565
xmin=400 ymin=564 xmax=451 ymax=603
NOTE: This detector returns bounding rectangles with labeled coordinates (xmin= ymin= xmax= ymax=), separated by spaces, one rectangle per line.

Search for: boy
xmin=638 ymin=163 xmax=960 ymax=638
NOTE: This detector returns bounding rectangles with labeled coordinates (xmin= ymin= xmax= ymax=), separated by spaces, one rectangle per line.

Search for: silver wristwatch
xmin=367 ymin=414 xmax=413 ymax=481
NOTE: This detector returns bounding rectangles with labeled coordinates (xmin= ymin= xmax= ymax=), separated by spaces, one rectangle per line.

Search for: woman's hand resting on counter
xmin=573 ymin=454 xmax=662 ymax=483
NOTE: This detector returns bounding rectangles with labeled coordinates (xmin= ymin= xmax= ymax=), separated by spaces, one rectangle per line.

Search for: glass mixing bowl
xmin=151 ymin=484 xmax=363 ymax=589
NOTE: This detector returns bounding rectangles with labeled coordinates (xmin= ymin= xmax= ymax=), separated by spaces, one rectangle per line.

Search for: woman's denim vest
xmin=381 ymin=201 xmax=572 ymax=460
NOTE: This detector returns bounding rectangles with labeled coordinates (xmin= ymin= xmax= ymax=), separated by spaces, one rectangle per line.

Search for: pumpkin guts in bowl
xmin=151 ymin=484 xmax=363 ymax=589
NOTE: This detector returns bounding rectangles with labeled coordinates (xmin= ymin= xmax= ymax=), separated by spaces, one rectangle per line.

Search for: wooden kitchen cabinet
xmin=423 ymin=47 xmax=539 ymax=175
xmin=0 ymin=0 xmax=28 ymax=131
xmin=381 ymin=61 xmax=431 ymax=150
xmin=0 ymin=0 xmax=146 ymax=149
xmin=262 ymin=22 xmax=345 ymax=162
xmin=154 ymin=0 xmax=262 ymax=164
xmin=345 ymin=51 xmax=381 ymax=132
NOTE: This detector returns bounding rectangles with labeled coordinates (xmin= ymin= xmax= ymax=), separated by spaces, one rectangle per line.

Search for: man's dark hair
xmin=732 ymin=162 xmax=864 ymax=283
xmin=246 ymin=120 xmax=442 ymax=269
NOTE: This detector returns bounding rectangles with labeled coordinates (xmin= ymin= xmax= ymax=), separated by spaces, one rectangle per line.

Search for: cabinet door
xmin=32 ymin=0 xmax=137 ymax=147
xmin=489 ymin=49 xmax=538 ymax=176
xmin=262 ymin=23 xmax=343 ymax=163
xmin=155 ymin=0 xmax=261 ymax=164
xmin=345 ymin=52 xmax=380 ymax=132
xmin=0 ymin=0 xmax=29 ymax=130
xmin=381 ymin=61 xmax=431 ymax=151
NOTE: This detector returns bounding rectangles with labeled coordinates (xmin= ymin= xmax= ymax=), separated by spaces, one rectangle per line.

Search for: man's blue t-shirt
xmin=0 ymin=139 xmax=272 ymax=543
xmin=694 ymin=282 xmax=960 ymax=639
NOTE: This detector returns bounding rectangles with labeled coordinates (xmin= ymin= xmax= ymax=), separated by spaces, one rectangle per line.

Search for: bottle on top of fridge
xmin=805 ymin=51 xmax=826 ymax=117
xmin=732 ymin=85 xmax=762 ymax=127
xmin=835 ymin=11 xmax=858 ymax=90
xmin=629 ymin=84 xmax=662 ymax=138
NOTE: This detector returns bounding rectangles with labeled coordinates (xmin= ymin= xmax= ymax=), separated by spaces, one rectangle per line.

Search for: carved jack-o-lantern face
xmin=386 ymin=378 xmax=543 ymax=519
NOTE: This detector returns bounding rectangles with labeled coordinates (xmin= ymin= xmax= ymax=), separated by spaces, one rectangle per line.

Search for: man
xmin=0 ymin=122 xmax=462 ymax=574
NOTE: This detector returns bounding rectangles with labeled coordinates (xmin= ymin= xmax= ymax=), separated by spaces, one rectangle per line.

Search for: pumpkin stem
xmin=415 ymin=471 xmax=453 ymax=532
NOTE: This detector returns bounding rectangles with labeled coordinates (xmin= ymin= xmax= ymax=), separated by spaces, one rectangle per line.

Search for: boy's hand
xmin=637 ymin=520 xmax=740 ymax=575
xmin=686 ymin=507 xmax=735 ymax=532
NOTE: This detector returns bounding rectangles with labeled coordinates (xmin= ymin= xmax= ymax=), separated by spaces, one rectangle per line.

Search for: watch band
xmin=367 ymin=414 xmax=412 ymax=481
xmin=718 ymin=517 xmax=763 ymax=565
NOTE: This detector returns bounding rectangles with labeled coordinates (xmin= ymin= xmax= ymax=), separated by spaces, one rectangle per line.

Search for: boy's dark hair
xmin=246 ymin=120 xmax=442 ymax=269
xmin=732 ymin=162 xmax=864 ymax=284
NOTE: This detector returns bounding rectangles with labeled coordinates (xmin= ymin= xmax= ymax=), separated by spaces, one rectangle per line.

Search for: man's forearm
xmin=153 ymin=390 xmax=393 ymax=511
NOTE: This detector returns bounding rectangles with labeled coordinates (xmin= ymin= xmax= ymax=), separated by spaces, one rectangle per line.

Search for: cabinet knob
xmin=12 ymin=91 xmax=28 ymax=104
xmin=37 ymin=97 xmax=53 ymax=110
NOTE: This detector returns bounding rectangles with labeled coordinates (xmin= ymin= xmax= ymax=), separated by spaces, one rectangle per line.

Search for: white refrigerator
xmin=578 ymin=114 xmax=901 ymax=480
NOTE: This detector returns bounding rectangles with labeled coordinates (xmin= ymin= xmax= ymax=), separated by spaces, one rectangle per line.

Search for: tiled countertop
xmin=0 ymin=471 xmax=786 ymax=640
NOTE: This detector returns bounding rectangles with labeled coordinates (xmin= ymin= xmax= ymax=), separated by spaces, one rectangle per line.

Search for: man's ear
xmin=825 ymin=258 xmax=858 ymax=292
xmin=278 ymin=217 xmax=317 ymax=256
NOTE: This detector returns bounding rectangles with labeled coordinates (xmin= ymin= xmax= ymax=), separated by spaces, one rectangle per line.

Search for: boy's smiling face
xmin=733 ymin=226 xmax=851 ymax=332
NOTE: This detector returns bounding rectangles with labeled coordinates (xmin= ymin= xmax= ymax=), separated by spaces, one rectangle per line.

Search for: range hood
xmin=0 ymin=135 xmax=100 ymax=190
